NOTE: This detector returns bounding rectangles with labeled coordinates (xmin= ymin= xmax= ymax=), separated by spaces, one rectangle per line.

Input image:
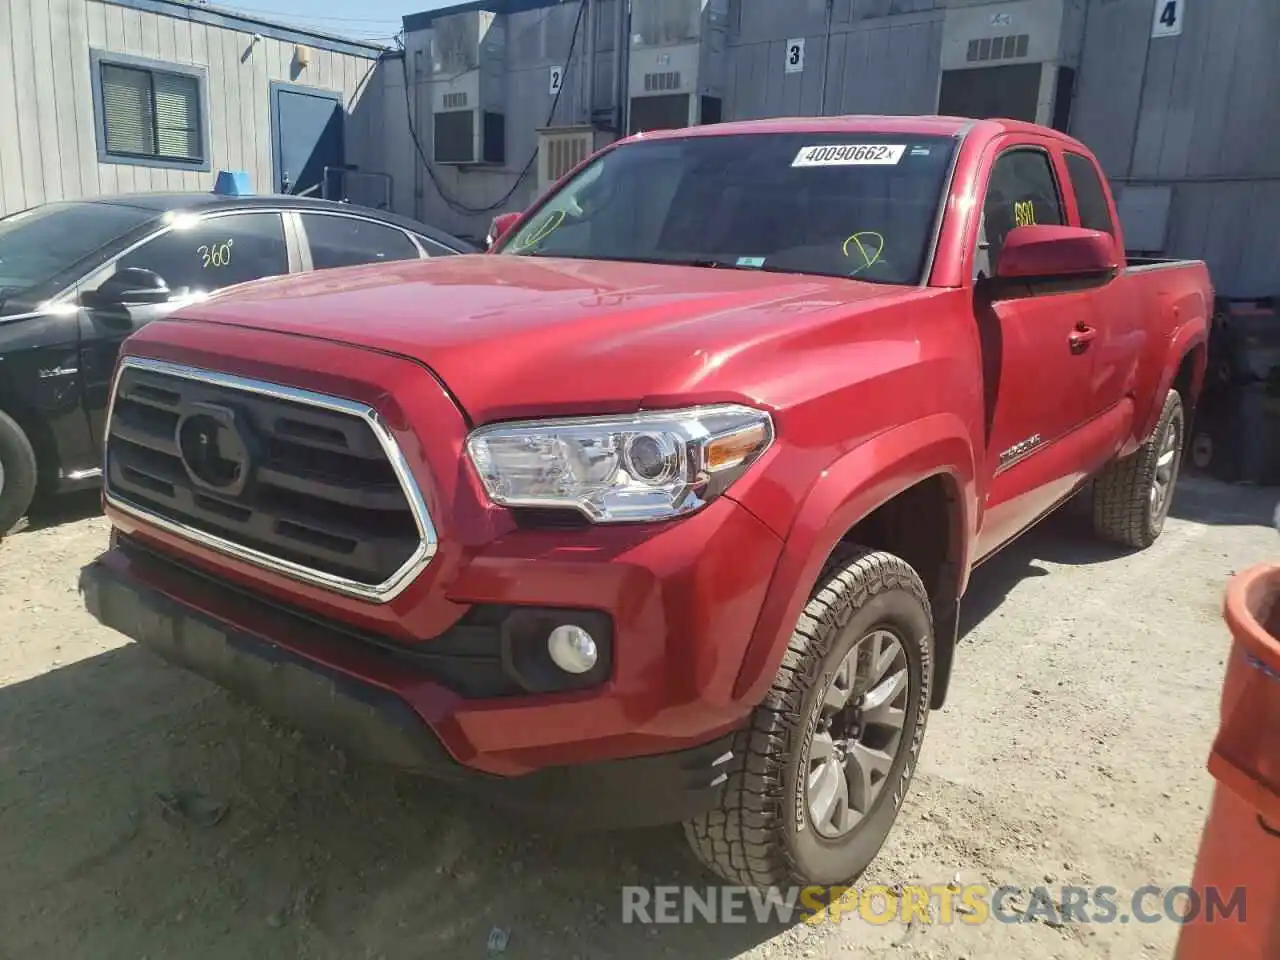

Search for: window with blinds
xmin=98 ymin=60 xmax=203 ymax=164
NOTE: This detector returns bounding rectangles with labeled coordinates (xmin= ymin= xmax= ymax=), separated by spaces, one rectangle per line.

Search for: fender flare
xmin=729 ymin=413 xmax=977 ymax=705
xmin=1135 ymin=320 xmax=1208 ymax=446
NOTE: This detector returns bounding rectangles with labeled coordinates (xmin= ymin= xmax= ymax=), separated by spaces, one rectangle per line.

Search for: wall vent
xmin=966 ymin=33 xmax=1031 ymax=63
xmin=643 ymin=70 xmax=682 ymax=92
xmin=537 ymin=126 xmax=596 ymax=192
xmin=442 ymin=91 xmax=468 ymax=110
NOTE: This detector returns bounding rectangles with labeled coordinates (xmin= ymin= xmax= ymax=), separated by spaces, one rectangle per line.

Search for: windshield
xmin=500 ymin=132 xmax=957 ymax=285
xmin=0 ymin=201 xmax=154 ymax=303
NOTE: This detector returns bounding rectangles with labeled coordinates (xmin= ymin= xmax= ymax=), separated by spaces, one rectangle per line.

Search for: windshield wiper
xmin=514 ymin=252 xmax=903 ymax=284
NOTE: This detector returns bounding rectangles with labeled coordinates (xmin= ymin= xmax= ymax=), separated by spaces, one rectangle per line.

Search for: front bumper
xmin=80 ymin=545 xmax=741 ymax=829
xmin=103 ymin=479 xmax=784 ymax=774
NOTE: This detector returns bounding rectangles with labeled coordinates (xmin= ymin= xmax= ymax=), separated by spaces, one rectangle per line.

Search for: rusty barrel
xmin=1175 ymin=562 xmax=1280 ymax=958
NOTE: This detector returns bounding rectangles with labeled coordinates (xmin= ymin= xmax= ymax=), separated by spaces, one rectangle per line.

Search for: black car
xmin=0 ymin=192 xmax=476 ymax=533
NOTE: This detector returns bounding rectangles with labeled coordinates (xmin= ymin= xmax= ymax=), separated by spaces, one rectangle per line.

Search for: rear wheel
xmin=0 ymin=409 xmax=38 ymax=537
xmin=1092 ymin=389 xmax=1185 ymax=549
xmin=684 ymin=547 xmax=933 ymax=887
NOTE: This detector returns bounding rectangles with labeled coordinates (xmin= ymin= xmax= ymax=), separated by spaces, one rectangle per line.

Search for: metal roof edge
xmin=103 ymin=0 xmax=391 ymax=58
xmin=402 ymin=0 xmax=569 ymax=33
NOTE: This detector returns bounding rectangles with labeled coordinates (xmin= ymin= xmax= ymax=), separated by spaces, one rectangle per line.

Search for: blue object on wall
xmin=212 ymin=170 xmax=253 ymax=196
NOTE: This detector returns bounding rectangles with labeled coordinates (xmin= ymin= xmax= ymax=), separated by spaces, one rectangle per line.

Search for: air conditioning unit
xmin=938 ymin=0 xmax=1073 ymax=126
xmin=423 ymin=10 xmax=507 ymax=165
xmin=536 ymin=125 xmax=611 ymax=192
xmin=940 ymin=0 xmax=1065 ymax=71
xmin=434 ymin=109 xmax=506 ymax=166
xmin=624 ymin=0 xmax=729 ymax=135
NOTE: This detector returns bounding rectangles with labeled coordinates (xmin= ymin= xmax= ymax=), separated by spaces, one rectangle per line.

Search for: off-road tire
xmin=0 ymin=410 xmax=37 ymax=537
xmin=1092 ymin=389 xmax=1185 ymax=549
xmin=684 ymin=547 xmax=934 ymax=888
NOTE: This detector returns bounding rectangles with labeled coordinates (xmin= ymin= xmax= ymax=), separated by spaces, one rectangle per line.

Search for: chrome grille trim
xmin=103 ymin=355 xmax=438 ymax=603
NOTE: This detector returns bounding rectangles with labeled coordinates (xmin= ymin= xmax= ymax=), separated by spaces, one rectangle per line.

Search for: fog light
xmin=547 ymin=624 xmax=598 ymax=674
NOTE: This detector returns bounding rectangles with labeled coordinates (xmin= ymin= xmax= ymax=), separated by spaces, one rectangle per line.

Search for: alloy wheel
xmin=806 ymin=629 xmax=911 ymax=839
xmin=1150 ymin=409 xmax=1184 ymax=521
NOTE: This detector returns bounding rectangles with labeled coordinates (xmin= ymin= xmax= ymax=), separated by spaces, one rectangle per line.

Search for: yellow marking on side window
xmin=512 ymin=209 xmax=565 ymax=250
xmin=197 ymin=238 xmax=234 ymax=269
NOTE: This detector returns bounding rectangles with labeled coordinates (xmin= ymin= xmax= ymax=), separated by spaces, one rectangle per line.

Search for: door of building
xmin=270 ymin=82 xmax=345 ymax=197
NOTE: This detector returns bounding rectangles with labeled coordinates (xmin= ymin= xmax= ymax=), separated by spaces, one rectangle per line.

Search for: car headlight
xmin=466 ymin=404 xmax=774 ymax=523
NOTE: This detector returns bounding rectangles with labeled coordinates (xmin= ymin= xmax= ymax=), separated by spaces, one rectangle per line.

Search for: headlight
xmin=466 ymin=404 xmax=774 ymax=523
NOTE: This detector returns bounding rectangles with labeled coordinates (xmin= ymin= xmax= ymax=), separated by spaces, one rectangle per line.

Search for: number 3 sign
xmin=784 ymin=38 xmax=805 ymax=74
xmin=1151 ymin=0 xmax=1184 ymax=38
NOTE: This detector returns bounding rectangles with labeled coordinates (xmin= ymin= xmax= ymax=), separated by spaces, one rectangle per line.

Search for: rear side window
xmin=979 ymin=148 xmax=1064 ymax=276
xmin=1064 ymin=152 xmax=1115 ymax=235
xmin=418 ymin=236 xmax=461 ymax=257
xmin=301 ymin=214 xmax=420 ymax=270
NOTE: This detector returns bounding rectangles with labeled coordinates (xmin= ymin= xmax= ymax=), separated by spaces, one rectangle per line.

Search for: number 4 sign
xmin=1151 ymin=0 xmax=1184 ymax=38
xmin=784 ymin=38 xmax=805 ymax=74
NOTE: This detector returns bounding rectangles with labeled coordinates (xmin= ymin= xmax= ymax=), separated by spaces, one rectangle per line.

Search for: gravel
xmin=0 ymin=476 xmax=1275 ymax=959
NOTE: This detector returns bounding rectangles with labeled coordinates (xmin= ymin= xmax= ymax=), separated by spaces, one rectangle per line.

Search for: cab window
xmin=1064 ymin=152 xmax=1115 ymax=235
xmin=977 ymin=148 xmax=1064 ymax=277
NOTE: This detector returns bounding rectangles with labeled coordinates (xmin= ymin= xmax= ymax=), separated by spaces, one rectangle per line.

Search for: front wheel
xmin=684 ymin=547 xmax=934 ymax=887
xmin=0 ymin=410 xmax=38 ymax=537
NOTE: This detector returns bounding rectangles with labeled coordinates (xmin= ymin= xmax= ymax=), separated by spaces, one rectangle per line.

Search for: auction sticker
xmin=792 ymin=144 xmax=906 ymax=167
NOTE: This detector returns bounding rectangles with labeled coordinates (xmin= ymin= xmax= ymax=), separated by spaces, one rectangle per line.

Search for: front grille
xmin=104 ymin=357 xmax=434 ymax=601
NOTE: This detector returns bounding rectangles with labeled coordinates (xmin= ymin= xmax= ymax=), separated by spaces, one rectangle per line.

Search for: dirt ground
xmin=0 ymin=476 xmax=1275 ymax=960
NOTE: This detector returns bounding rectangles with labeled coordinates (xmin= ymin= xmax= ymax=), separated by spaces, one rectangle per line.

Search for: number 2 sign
xmin=784 ymin=38 xmax=805 ymax=74
xmin=1151 ymin=0 xmax=1184 ymax=38
xmin=549 ymin=65 xmax=563 ymax=96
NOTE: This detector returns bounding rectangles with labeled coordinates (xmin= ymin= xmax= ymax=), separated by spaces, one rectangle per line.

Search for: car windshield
xmin=499 ymin=132 xmax=958 ymax=285
xmin=0 ymin=201 xmax=154 ymax=304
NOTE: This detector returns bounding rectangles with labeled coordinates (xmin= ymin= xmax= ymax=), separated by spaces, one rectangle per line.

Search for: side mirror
xmin=82 ymin=267 xmax=172 ymax=308
xmin=486 ymin=211 xmax=522 ymax=250
xmin=988 ymin=225 xmax=1119 ymax=299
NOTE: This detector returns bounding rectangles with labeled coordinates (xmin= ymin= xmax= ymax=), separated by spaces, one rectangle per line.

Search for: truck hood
xmin=176 ymin=254 xmax=907 ymax=421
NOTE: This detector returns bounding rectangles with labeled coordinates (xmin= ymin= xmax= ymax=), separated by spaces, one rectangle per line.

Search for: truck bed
xmin=1126 ymin=256 xmax=1205 ymax=271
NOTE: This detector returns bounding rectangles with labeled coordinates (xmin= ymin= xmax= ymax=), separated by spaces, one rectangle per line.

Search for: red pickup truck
xmin=81 ymin=115 xmax=1210 ymax=888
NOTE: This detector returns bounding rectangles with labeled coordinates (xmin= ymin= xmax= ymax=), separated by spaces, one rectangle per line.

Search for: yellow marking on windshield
xmin=842 ymin=231 xmax=885 ymax=275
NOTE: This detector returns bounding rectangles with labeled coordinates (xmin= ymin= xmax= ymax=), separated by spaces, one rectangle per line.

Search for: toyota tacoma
xmin=81 ymin=116 xmax=1211 ymax=887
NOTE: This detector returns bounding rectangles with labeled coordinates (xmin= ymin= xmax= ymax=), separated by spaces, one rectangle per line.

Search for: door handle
xmin=1069 ymin=322 xmax=1097 ymax=354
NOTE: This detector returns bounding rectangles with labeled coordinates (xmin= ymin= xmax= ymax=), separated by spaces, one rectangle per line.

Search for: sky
xmin=209 ymin=0 xmax=457 ymax=44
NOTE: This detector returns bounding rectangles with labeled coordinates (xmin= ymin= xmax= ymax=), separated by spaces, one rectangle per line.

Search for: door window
xmin=1064 ymin=152 xmax=1115 ymax=235
xmin=417 ymin=236 xmax=461 ymax=257
xmin=113 ymin=212 xmax=289 ymax=293
xmin=978 ymin=148 xmax=1064 ymax=277
xmin=300 ymin=214 xmax=421 ymax=270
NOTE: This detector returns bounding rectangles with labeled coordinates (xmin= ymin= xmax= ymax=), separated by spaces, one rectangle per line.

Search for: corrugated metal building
xmin=399 ymin=0 xmax=1280 ymax=297
xmin=0 ymin=0 xmax=394 ymax=217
